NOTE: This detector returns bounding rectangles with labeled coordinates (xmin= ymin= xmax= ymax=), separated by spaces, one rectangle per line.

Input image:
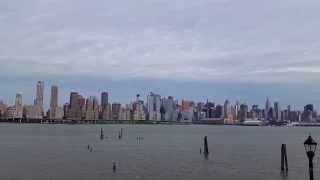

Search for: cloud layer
xmin=1 ymin=0 xmax=320 ymax=82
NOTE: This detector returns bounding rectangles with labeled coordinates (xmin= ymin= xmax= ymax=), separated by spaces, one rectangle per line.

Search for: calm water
xmin=0 ymin=124 xmax=319 ymax=180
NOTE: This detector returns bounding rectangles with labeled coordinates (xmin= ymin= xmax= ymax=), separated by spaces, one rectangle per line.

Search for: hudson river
xmin=0 ymin=124 xmax=319 ymax=180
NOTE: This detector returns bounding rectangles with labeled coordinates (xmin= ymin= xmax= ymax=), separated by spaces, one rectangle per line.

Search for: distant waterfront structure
xmin=112 ymin=103 xmax=121 ymax=120
xmin=101 ymin=92 xmax=109 ymax=108
xmin=239 ymin=103 xmax=248 ymax=122
xmin=2 ymin=80 xmax=320 ymax=124
xmin=215 ymin=104 xmax=223 ymax=119
xmin=265 ymin=97 xmax=271 ymax=121
xmin=274 ymin=102 xmax=281 ymax=122
xmin=34 ymin=81 xmax=44 ymax=108
xmin=49 ymin=86 xmax=63 ymax=120
xmin=0 ymin=101 xmax=8 ymax=119
xmin=162 ymin=96 xmax=177 ymax=121
xmin=133 ymin=94 xmax=145 ymax=121
xmin=224 ymin=100 xmax=233 ymax=124
xmin=85 ymin=96 xmax=99 ymax=120
xmin=68 ymin=92 xmax=84 ymax=120
xmin=147 ymin=92 xmax=161 ymax=121
xmin=15 ymin=93 xmax=23 ymax=119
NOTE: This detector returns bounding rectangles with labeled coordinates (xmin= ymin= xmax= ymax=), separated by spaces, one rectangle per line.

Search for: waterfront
xmin=0 ymin=124 xmax=319 ymax=180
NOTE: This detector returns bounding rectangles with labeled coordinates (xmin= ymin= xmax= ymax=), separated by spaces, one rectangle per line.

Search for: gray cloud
xmin=1 ymin=0 xmax=320 ymax=83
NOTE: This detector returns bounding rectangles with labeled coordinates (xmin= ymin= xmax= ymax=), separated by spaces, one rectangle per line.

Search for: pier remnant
xmin=113 ymin=162 xmax=117 ymax=173
xmin=281 ymin=144 xmax=288 ymax=171
xmin=100 ymin=128 xmax=104 ymax=140
xmin=204 ymin=136 xmax=209 ymax=157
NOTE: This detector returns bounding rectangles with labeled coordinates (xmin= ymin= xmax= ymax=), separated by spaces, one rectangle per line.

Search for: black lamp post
xmin=304 ymin=135 xmax=317 ymax=180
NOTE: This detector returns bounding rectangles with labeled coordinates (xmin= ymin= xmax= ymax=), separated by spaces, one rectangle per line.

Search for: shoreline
xmin=1 ymin=119 xmax=320 ymax=127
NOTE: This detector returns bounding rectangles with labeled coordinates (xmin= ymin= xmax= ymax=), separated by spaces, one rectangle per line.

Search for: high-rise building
xmin=34 ymin=81 xmax=44 ymax=108
xmin=133 ymin=94 xmax=145 ymax=121
xmin=224 ymin=100 xmax=233 ymax=124
xmin=301 ymin=104 xmax=314 ymax=122
xmin=15 ymin=93 xmax=23 ymax=119
xmin=112 ymin=103 xmax=121 ymax=120
xmin=239 ymin=103 xmax=248 ymax=122
xmin=0 ymin=101 xmax=8 ymax=119
xmin=265 ymin=97 xmax=271 ymax=121
xmin=50 ymin=86 xmax=58 ymax=108
xmin=274 ymin=102 xmax=281 ymax=122
xmin=215 ymin=105 xmax=223 ymax=118
xmin=162 ymin=96 xmax=177 ymax=121
xmin=85 ymin=96 xmax=99 ymax=120
xmin=101 ymin=92 xmax=109 ymax=108
xmin=49 ymin=86 xmax=63 ymax=119
xmin=147 ymin=92 xmax=161 ymax=121
xmin=68 ymin=92 xmax=83 ymax=120
xmin=182 ymin=100 xmax=190 ymax=112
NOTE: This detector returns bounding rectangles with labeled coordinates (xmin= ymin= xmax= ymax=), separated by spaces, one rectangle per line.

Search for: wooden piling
xmin=100 ymin=128 xmax=104 ymax=140
xmin=204 ymin=136 xmax=209 ymax=156
xmin=281 ymin=144 xmax=288 ymax=171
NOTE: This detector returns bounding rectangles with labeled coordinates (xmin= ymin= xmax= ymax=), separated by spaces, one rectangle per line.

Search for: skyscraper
xmin=15 ymin=93 xmax=23 ymax=119
xmin=68 ymin=92 xmax=83 ymax=120
xmin=49 ymin=86 xmax=63 ymax=120
xmin=265 ymin=97 xmax=271 ymax=121
xmin=274 ymin=102 xmax=281 ymax=122
xmin=239 ymin=103 xmax=248 ymax=122
xmin=224 ymin=100 xmax=233 ymax=124
xmin=50 ymin=86 xmax=58 ymax=108
xmin=147 ymin=92 xmax=161 ymax=121
xmin=34 ymin=81 xmax=44 ymax=108
xmin=101 ymin=92 xmax=109 ymax=108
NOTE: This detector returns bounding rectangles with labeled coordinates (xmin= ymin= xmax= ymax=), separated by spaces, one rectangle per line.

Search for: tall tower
xmin=34 ymin=81 xmax=44 ymax=108
xmin=50 ymin=86 xmax=58 ymax=119
xmin=15 ymin=93 xmax=23 ymax=118
xmin=147 ymin=92 xmax=161 ymax=121
xmin=50 ymin=86 xmax=58 ymax=108
xmin=101 ymin=92 xmax=109 ymax=108
xmin=274 ymin=102 xmax=281 ymax=122
xmin=265 ymin=97 xmax=270 ymax=121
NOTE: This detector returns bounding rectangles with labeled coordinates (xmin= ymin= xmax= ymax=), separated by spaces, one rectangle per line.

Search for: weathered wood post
xmin=100 ymin=128 xmax=104 ymax=140
xmin=281 ymin=144 xmax=288 ymax=171
xmin=204 ymin=136 xmax=209 ymax=157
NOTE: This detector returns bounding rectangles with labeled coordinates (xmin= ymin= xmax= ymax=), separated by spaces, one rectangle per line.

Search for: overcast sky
xmin=1 ymin=0 xmax=320 ymax=109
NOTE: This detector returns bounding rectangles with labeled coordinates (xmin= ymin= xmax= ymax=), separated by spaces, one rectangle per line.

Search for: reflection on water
xmin=0 ymin=124 xmax=318 ymax=180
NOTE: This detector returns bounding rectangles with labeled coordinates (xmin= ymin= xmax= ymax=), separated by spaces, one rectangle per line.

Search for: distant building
xmin=23 ymin=105 xmax=42 ymax=120
xmin=147 ymin=92 xmax=161 ymax=121
xmin=15 ymin=93 xmax=23 ymax=119
xmin=112 ymin=103 xmax=121 ymax=120
xmin=67 ymin=92 xmax=84 ymax=120
xmin=0 ymin=101 xmax=7 ymax=119
xmin=239 ymin=104 xmax=248 ymax=122
xmin=215 ymin=104 xmax=223 ymax=118
xmin=101 ymin=103 xmax=112 ymax=120
xmin=85 ymin=96 xmax=99 ymax=120
xmin=301 ymin=104 xmax=314 ymax=122
xmin=133 ymin=94 xmax=145 ymax=121
xmin=274 ymin=102 xmax=281 ymax=122
xmin=49 ymin=86 xmax=63 ymax=119
xmin=101 ymin=92 xmax=109 ymax=108
xmin=265 ymin=97 xmax=271 ymax=121
xmin=182 ymin=100 xmax=190 ymax=112
xmin=162 ymin=96 xmax=177 ymax=121
xmin=34 ymin=81 xmax=44 ymax=110
xmin=224 ymin=100 xmax=233 ymax=124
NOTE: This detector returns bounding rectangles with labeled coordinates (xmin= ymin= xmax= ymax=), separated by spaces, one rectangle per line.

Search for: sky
xmin=1 ymin=0 xmax=320 ymax=110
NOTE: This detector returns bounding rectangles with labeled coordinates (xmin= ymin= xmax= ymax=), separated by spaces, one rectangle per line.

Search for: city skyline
xmin=0 ymin=78 xmax=320 ymax=112
xmin=0 ymin=80 xmax=318 ymax=113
